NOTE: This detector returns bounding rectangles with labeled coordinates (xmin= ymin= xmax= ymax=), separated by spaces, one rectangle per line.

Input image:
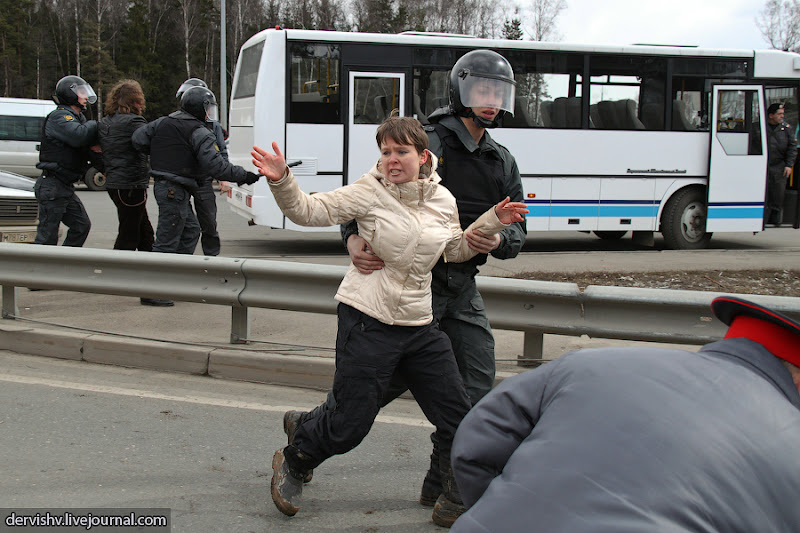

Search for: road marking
xmin=0 ymin=373 xmax=433 ymax=429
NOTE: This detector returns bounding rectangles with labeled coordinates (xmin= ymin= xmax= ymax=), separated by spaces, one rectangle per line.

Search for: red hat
xmin=711 ymin=296 xmax=800 ymax=367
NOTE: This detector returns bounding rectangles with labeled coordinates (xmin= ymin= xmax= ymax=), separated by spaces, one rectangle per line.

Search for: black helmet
xmin=176 ymin=77 xmax=207 ymax=99
xmin=449 ymin=50 xmax=516 ymax=128
xmin=181 ymin=86 xmax=218 ymax=122
xmin=54 ymin=75 xmax=97 ymax=108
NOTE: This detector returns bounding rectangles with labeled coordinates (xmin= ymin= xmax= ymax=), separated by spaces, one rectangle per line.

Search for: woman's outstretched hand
xmin=251 ymin=142 xmax=287 ymax=181
xmin=494 ymin=196 xmax=529 ymax=225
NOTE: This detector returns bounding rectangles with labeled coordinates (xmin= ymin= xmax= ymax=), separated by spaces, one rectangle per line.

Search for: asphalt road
xmin=0 ymin=351 xmax=443 ymax=533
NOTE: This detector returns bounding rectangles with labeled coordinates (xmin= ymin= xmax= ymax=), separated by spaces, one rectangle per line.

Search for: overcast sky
xmin=549 ymin=0 xmax=768 ymax=51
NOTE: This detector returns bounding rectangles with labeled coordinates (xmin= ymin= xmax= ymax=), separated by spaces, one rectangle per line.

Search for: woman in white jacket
xmin=251 ymin=116 xmax=527 ymax=526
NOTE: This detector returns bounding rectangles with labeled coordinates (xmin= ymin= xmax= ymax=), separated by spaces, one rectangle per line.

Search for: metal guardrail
xmin=1 ymin=242 xmax=799 ymax=362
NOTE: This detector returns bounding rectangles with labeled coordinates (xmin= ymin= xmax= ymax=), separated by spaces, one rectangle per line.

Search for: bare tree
xmin=524 ymin=0 xmax=566 ymax=41
xmin=756 ymin=0 xmax=800 ymax=52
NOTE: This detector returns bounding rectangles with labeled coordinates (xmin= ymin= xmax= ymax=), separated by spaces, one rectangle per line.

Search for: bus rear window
xmin=289 ymin=42 xmax=340 ymax=124
xmin=233 ymin=41 xmax=264 ymax=99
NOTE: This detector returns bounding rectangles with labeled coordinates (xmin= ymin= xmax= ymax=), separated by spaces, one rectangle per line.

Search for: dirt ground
xmin=513 ymin=269 xmax=800 ymax=298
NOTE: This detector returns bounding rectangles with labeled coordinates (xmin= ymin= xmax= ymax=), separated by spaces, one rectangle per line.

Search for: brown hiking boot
xmin=270 ymin=449 xmax=304 ymax=516
xmin=432 ymin=493 xmax=466 ymax=528
xmin=283 ymin=411 xmax=313 ymax=483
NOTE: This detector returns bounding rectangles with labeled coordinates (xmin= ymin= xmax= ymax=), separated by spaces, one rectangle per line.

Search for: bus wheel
xmin=661 ymin=187 xmax=712 ymax=250
xmin=593 ymin=231 xmax=627 ymax=241
xmin=84 ymin=167 xmax=107 ymax=191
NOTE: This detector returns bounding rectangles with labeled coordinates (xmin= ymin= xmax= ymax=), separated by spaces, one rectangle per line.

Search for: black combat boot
xmin=283 ymin=410 xmax=313 ymax=483
xmin=420 ymin=442 xmax=442 ymax=506
xmin=431 ymin=457 xmax=466 ymax=528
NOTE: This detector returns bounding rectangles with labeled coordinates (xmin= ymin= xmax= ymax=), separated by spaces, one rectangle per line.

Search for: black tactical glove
xmin=238 ymin=171 xmax=260 ymax=185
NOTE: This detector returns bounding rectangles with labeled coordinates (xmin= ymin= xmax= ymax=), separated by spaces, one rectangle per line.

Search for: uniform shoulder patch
xmin=214 ymin=143 xmax=220 ymax=152
xmin=64 ymin=114 xmax=74 ymax=121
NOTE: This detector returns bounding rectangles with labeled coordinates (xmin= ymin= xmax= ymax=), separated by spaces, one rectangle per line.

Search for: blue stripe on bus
xmin=524 ymin=199 xmax=660 ymax=205
xmin=525 ymin=200 xmax=659 ymax=218
xmin=707 ymin=207 xmax=764 ymax=219
xmin=708 ymin=202 xmax=764 ymax=207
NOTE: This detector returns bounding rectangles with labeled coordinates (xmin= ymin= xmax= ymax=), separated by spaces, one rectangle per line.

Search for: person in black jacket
xmin=131 ymin=87 xmax=260 ymax=261
xmin=35 ymin=75 xmax=104 ymax=246
xmin=99 ymin=79 xmax=171 ymax=307
xmin=99 ymin=79 xmax=153 ymax=252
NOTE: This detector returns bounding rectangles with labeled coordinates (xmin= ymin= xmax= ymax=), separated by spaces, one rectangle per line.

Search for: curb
xmin=0 ymin=323 xmax=519 ymax=390
xmin=0 ymin=323 xmax=335 ymax=390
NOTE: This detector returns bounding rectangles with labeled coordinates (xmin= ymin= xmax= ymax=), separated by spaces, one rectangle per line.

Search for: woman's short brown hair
xmin=375 ymin=114 xmax=428 ymax=155
xmin=105 ymin=79 xmax=146 ymax=115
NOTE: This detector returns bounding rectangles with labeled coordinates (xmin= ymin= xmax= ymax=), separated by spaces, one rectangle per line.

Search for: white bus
xmin=224 ymin=28 xmax=800 ymax=249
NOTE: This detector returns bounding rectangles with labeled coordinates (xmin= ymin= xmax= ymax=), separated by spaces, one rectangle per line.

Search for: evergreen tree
xmin=502 ymin=17 xmax=523 ymax=40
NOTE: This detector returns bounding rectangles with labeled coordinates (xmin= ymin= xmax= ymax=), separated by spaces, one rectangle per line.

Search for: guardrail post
xmin=230 ymin=306 xmax=250 ymax=344
xmin=518 ymin=329 xmax=545 ymax=367
xmin=2 ymin=284 xmax=18 ymax=319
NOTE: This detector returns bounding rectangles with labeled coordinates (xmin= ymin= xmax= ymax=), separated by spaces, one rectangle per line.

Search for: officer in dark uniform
xmin=284 ymin=50 xmax=527 ymax=527
xmin=176 ymin=78 xmax=228 ymax=256
xmin=131 ymin=86 xmax=260 ymax=261
xmin=765 ymin=102 xmax=797 ymax=225
xmin=35 ymin=75 xmax=104 ymax=246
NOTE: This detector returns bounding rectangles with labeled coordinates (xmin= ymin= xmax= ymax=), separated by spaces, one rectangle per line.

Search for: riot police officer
xmin=176 ymin=78 xmax=227 ymax=256
xmin=132 ymin=87 xmax=259 ymax=264
xmin=286 ymin=49 xmax=527 ymax=527
xmin=35 ymin=75 xmax=104 ymax=246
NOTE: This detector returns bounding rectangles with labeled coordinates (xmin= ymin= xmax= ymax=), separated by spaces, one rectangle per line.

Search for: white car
xmin=0 ymin=169 xmax=38 ymax=243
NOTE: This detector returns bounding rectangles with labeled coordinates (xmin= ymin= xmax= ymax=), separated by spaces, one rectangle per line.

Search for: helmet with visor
xmin=449 ymin=50 xmax=516 ymax=128
xmin=54 ymin=75 xmax=98 ymax=109
xmin=181 ymin=86 xmax=218 ymax=122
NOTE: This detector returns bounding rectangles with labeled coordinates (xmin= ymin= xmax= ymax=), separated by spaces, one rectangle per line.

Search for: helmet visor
xmin=457 ymin=74 xmax=515 ymax=115
xmin=73 ymin=84 xmax=97 ymax=105
xmin=205 ymin=102 xmax=219 ymax=122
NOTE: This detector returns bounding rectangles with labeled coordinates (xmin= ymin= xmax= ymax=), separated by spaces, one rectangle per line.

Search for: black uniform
xmin=192 ymin=121 xmax=228 ymax=256
xmin=34 ymin=105 xmax=102 ymax=246
xmin=131 ymin=110 xmax=257 ymax=255
xmin=765 ymin=120 xmax=798 ymax=224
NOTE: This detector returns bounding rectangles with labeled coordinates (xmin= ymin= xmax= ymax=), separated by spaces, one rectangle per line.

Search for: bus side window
xmin=288 ymin=42 xmax=341 ymax=124
xmin=588 ymin=55 xmax=665 ymax=131
xmin=503 ymin=51 xmax=583 ymax=129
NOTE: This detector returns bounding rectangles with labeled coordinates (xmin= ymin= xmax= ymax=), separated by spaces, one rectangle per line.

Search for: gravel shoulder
xmin=513 ymin=269 xmax=800 ymax=297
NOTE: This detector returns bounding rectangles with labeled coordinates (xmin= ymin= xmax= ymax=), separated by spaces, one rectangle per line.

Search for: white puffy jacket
xmin=268 ymin=154 xmax=508 ymax=325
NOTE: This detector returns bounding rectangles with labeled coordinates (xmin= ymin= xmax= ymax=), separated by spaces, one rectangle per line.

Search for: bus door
xmin=347 ymin=72 xmax=405 ymax=183
xmin=706 ymin=85 xmax=767 ymax=232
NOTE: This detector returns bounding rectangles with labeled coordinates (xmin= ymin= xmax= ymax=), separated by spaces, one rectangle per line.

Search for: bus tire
xmin=661 ymin=186 xmax=712 ymax=250
xmin=593 ymin=230 xmax=627 ymax=240
xmin=84 ymin=167 xmax=107 ymax=191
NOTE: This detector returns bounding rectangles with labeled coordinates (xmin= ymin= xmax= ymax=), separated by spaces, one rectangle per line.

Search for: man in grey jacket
xmin=451 ymin=296 xmax=800 ymax=532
